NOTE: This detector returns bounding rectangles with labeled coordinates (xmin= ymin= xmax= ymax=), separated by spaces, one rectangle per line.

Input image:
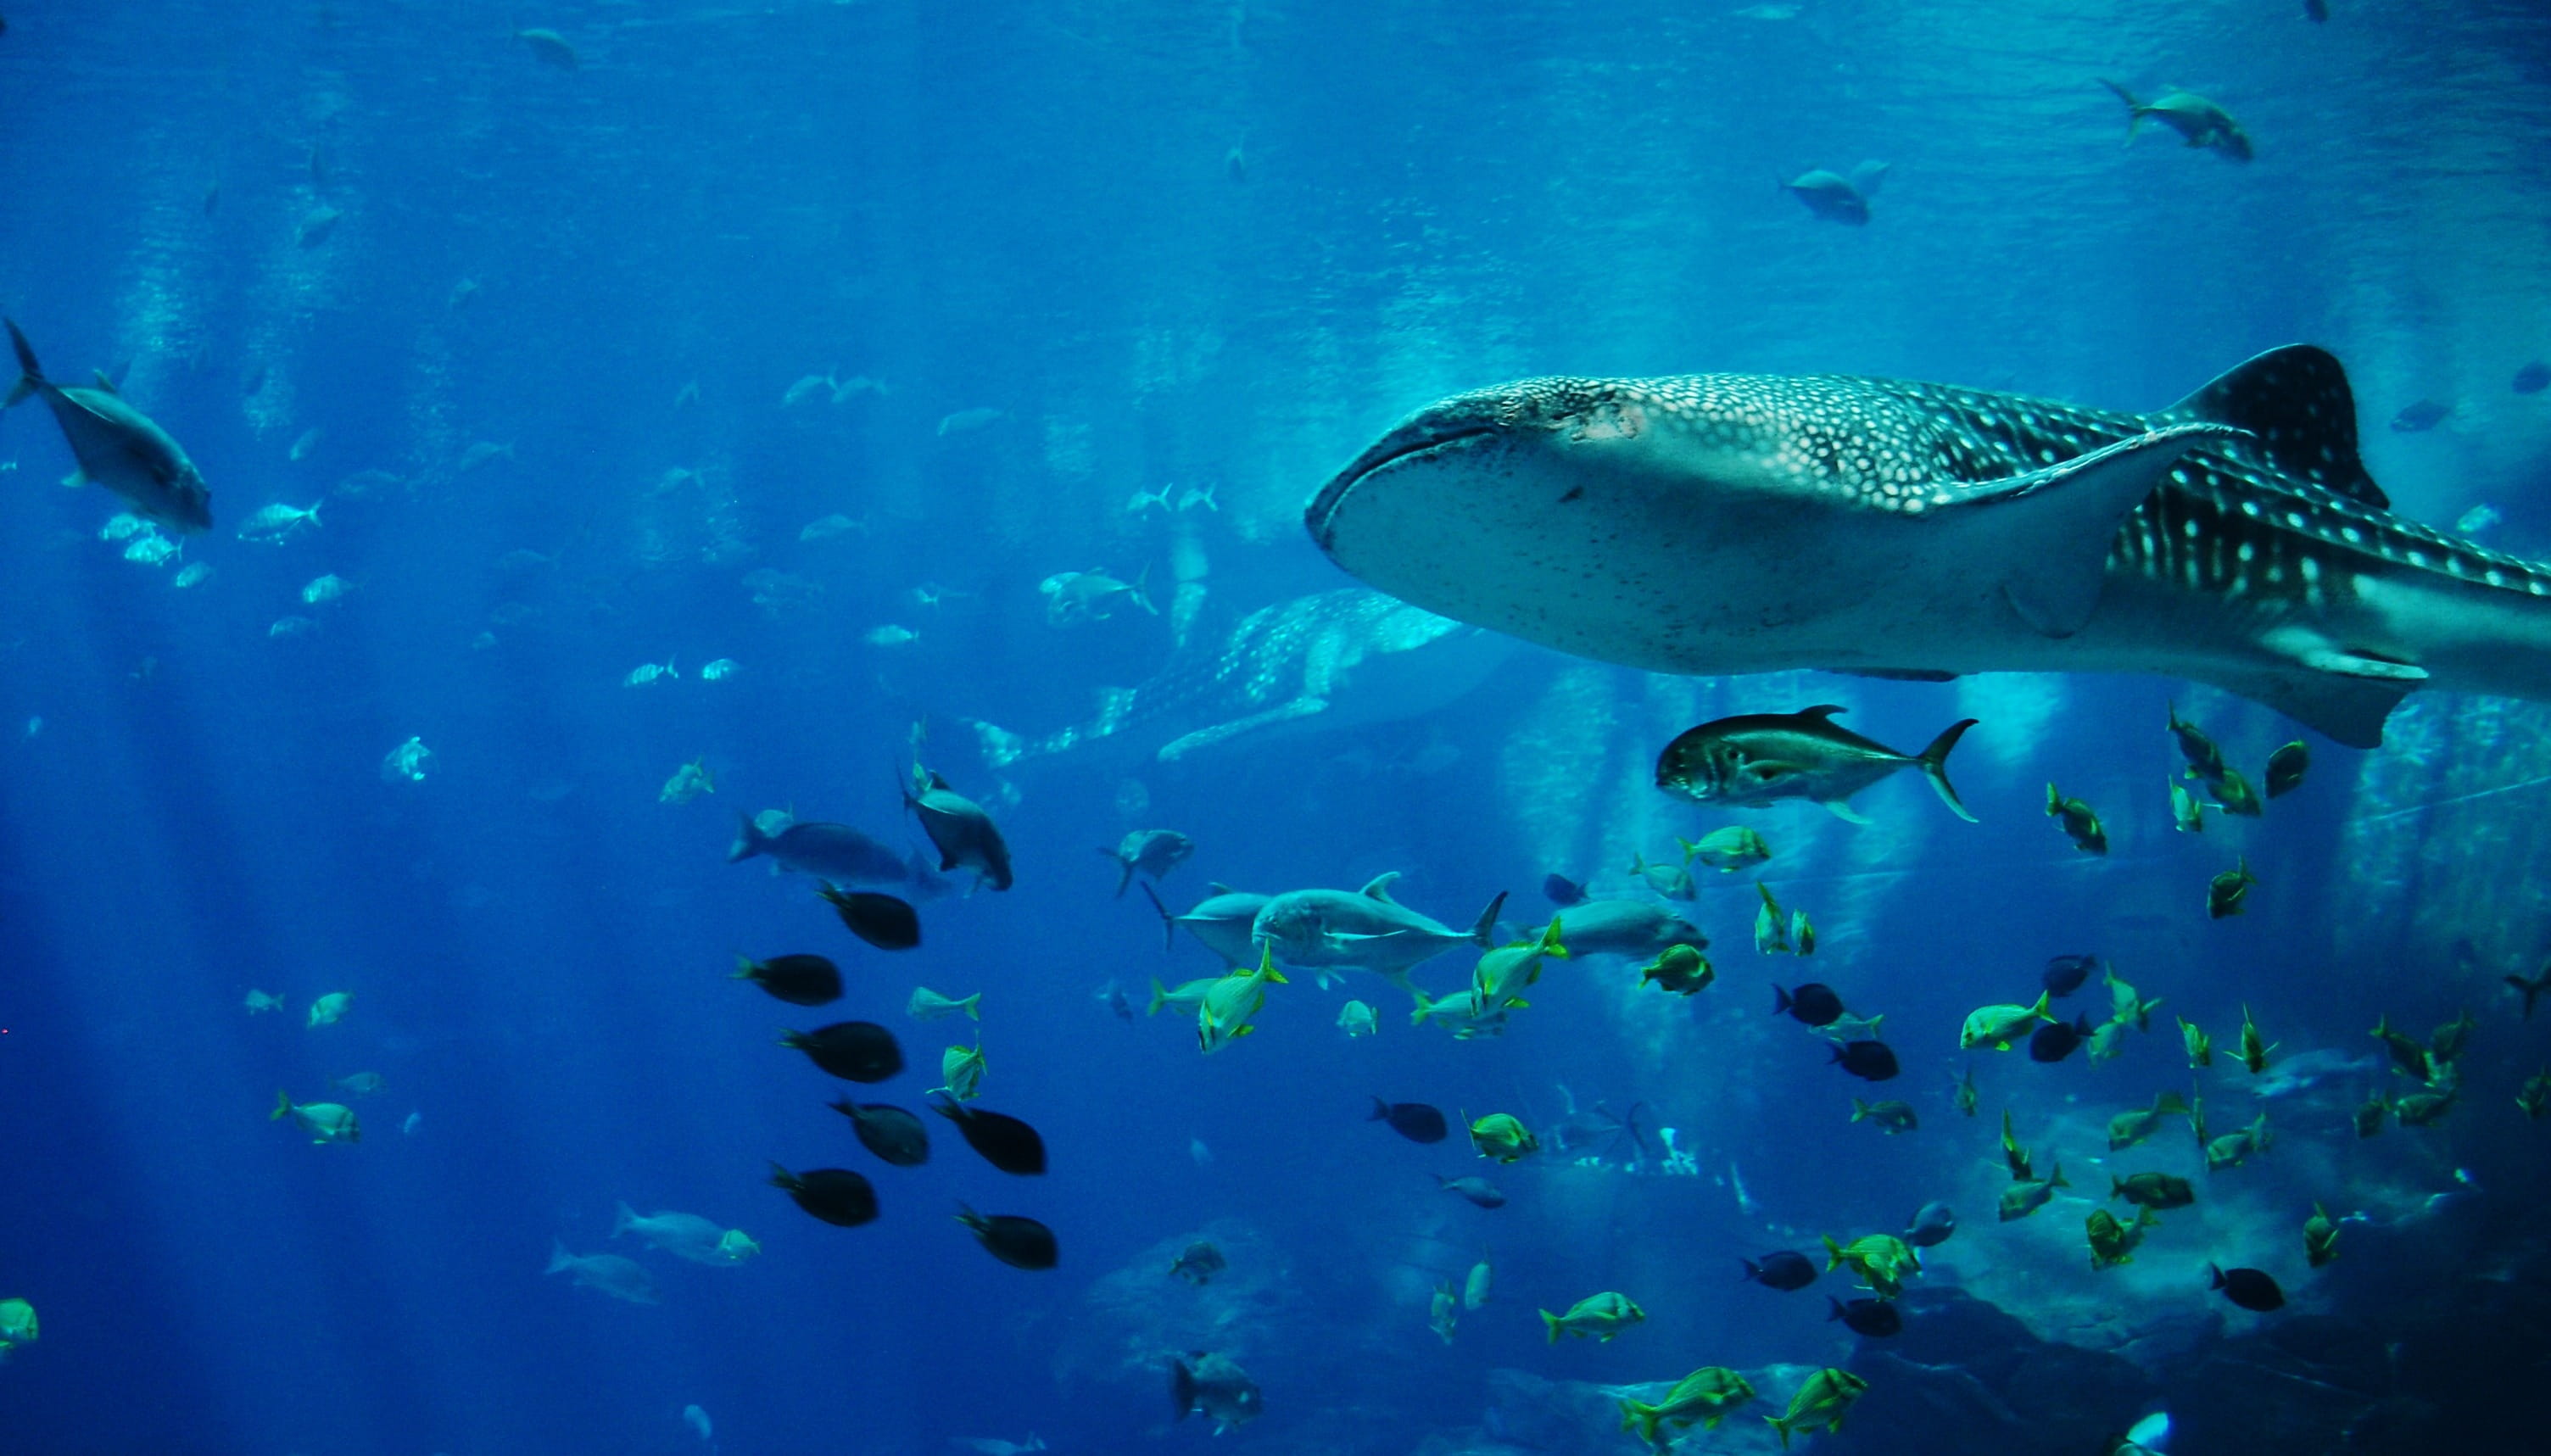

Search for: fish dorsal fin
xmin=928 ymin=771 xmax=951 ymax=790
xmin=1795 ymin=704 xmax=1849 ymax=722
xmin=1208 ymin=882 xmax=1234 ymax=895
xmin=91 ymin=368 xmax=120 ymax=394
xmin=1360 ymin=871 xmax=1404 ymax=901
xmin=1968 ymin=424 xmax=2241 ymax=638
xmin=2162 ymin=345 xmax=2386 ymax=508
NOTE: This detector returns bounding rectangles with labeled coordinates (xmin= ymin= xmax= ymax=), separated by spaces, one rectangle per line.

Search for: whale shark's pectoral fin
xmin=1154 ymin=695 xmax=1331 ymax=761
xmin=1955 ymin=423 xmax=2244 ymax=639
xmin=2218 ymin=631 xmax=2431 ymax=748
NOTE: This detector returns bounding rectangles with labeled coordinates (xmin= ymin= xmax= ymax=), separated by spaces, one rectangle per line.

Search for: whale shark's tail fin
xmin=1916 ymin=719 xmax=1980 ymax=823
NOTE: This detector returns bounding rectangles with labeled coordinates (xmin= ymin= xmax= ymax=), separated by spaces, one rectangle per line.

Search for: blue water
xmin=5 ymin=3 xmax=2551 ymax=1454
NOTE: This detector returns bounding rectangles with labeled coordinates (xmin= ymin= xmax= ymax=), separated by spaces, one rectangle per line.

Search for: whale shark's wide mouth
xmin=1306 ymin=415 xmax=1499 ymax=549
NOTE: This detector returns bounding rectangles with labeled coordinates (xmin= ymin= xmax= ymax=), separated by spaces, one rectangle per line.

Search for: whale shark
xmin=971 ymin=587 xmax=1514 ymax=767
xmin=1305 ymin=346 xmax=2551 ymax=748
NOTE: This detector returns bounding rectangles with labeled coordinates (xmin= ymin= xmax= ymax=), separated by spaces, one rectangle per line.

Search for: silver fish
xmin=7 ymin=320 xmax=211 ymax=533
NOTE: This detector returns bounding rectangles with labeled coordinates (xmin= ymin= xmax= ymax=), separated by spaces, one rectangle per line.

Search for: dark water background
xmin=4 ymin=2 xmax=2551 ymax=1454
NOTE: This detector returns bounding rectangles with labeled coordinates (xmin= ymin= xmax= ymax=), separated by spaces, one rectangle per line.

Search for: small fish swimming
xmin=937 ymin=1042 xmax=987 ymax=1099
xmin=1427 ymin=1281 xmax=1459 ymax=1343
xmin=2391 ymin=399 xmax=2451 ymax=433
xmin=699 ymin=657 xmax=740 ymax=680
xmin=2515 ymin=362 xmax=2551 ymax=395
xmin=271 ymin=1091 xmax=360 ymax=1144
xmin=624 ymin=658 xmax=679 ymax=687
xmin=307 ymin=991 xmax=353 ymax=1029
xmin=545 ymin=1241 xmax=660 ymax=1303
xmin=1041 ymin=566 xmax=1157 ymax=627
xmin=1169 ymin=1240 xmax=1226 ymax=1285
xmin=234 ymin=500 xmax=321 ymax=543
xmin=2102 ymin=81 xmax=2252 ymax=160
xmin=2046 ymin=783 xmax=2107 ymax=854
xmin=1539 ymin=1290 xmax=1644 ymax=1342
xmin=1655 ymin=706 xmax=1975 ymax=823
xmin=904 ymin=765 xmax=1014 ymax=892
xmin=1766 ymin=1367 xmax=1867 ymax=1449
xmin=1169 ymin=1350 xmax=1261 ymax=1434
xmin=516 ymin=27 xmax=579 ymax=70
xmin=658 ymin=756 xmax=714 ymax=804
xmin=243 ymin=989 xmax=285 ymax=1015
xmin=2208 ymin=857 xmax=2258 ymax=918
xmin=1680 ymin=825 xmax=1772 ymax=873
xmin=1781 ymin=161 xmax=1888 ymax=225
xmin=1196 ymin=947 xmax=1286 ymax=1054
xmin=1101 ymin=829 xmax=1194 ymax=897
xmin=612 ymin=1203 xmax=758 ymax=1265
xmin=1435 ymin=1174 xmax=1506 ymax=1208
xmin=907 ymin=987 xmax=980 ymax=1022
xmin=1625 ymin=850 xmax=1697 ymax=901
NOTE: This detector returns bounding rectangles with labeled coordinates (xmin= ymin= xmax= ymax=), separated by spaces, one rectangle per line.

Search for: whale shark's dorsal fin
xmin=1959 ymin=424 xmax=2241 ymax=639
xmin=2161 ymin=344 xmax=2386 ymax=508
xmin=1361 ymin=872 xmax=1403 ymax=902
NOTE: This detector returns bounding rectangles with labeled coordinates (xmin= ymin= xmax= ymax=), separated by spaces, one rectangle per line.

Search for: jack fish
xmin=7 ymin=319 xmax=212 ymax=532
xmin=1306 ymin=347 xmax=2551 ymax=748
xmin=1253 ymin=873 xmax=1504 ymax=985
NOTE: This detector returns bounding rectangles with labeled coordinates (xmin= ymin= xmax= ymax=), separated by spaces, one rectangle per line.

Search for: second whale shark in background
xmin=1306 ymin=345 xmax=2549 ymax=748
xmin=971 ymin=587 xmax=1514 ymax=768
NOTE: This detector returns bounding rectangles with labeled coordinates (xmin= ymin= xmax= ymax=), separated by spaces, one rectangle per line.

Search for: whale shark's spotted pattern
xmin=1307 ymin=346 xmax=2551 ymax=747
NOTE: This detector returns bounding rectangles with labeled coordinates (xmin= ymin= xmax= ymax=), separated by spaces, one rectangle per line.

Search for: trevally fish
xmin=1252 ymin=873 xmax=1504 ymax=984
xmin=1655 ymin=706 xmax=1973 ymax=823
xmin=6 ymin=320 xmax=213 ymax=532
xmin=1306 ymin=346 xmax=2551 ymax=748
xmin=728 ymin=811 xmax=946 ymax=897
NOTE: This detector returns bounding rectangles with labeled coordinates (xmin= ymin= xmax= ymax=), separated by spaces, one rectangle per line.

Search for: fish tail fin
xmin=1622 ymin=1400 xmax=1660 ymax=1442
xmin=1170 ymin=1358 xmax=1197 ymax=1420
xmin=2099 ymin=78 xmax=2143 ymax=137
xmin=271 ymin=1089 xmax=293 ymax=1121
xmin=1147 ymin=978 xmax=1170 ymax=1016
xmin=962 ymin=994 xmax=980 ymax=1021
xmin=1917 ymin=719 xmax=1979 ymax=821
xmin=1539 ymin=1308 xmax=1561 ymax=1343
xmin=1139 ymin=881 xmax=1176 ymax=952
xmin=1767 ymin=1413 xmax=1795 ymax=1449
xmin=727 ymin=812 xmax=767 ymax=863
xmin=1469 ymin=890 xmax=1510 ymax=947
xmin=5 ymin=318 xmax=41 ymax=404
xmin=546 ymin=1238 xmax=575 ymax=1275
xmin=1102 ymin=847 xmax=1136 ymax=898
xmin=612 ymin=1201 xmax=637 ymax=1237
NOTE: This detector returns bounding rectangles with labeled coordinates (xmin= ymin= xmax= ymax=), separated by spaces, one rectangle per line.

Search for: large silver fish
xmin=1306 ymin=346 xmax=2544 ymax=747
xmin=6 ymin=319 xmax=212 ymax=533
